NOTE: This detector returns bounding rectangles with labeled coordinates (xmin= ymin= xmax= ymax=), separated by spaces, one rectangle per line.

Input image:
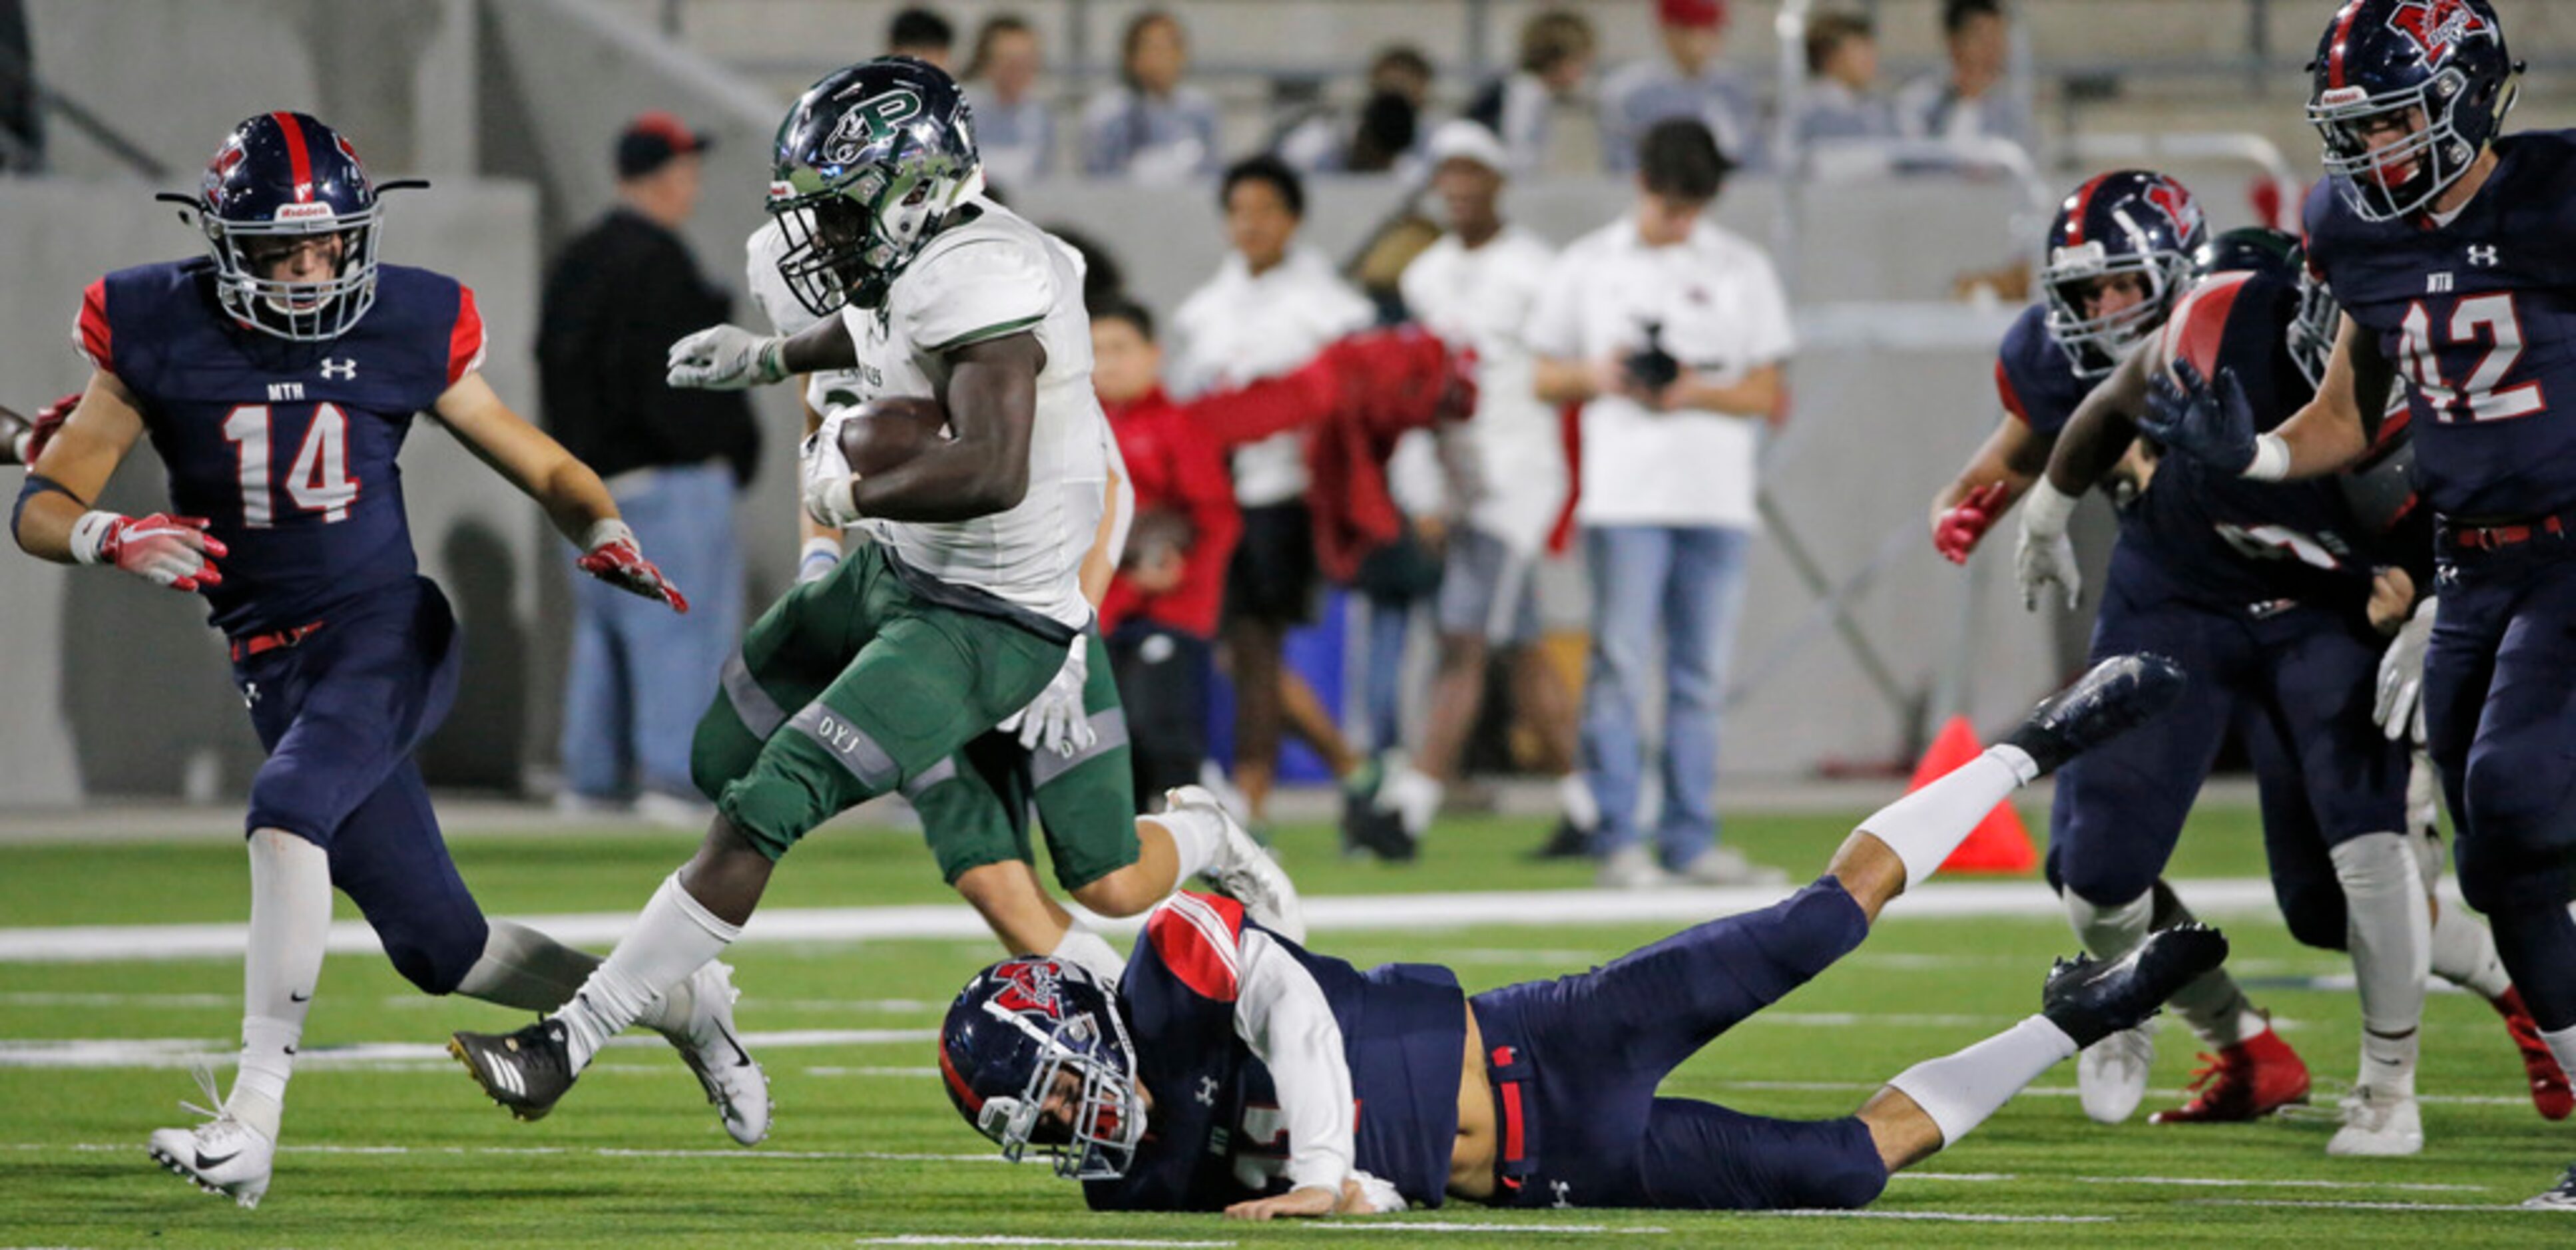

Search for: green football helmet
xmin=768 ymin=56 xmax=982 ymax=315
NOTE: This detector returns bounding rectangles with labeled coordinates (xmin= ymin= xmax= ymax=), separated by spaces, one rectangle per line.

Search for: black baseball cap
xmin=617 ymin=111 xmax=713 ymax=179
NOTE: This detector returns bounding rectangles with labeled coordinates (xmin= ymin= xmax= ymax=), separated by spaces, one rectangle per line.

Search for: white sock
xmin=1384 ymin=763 xmax=1444 ymax=835
xmin=2543 ymin=1022 xmax=2576 ymax=1082
xmin=457 ymin=919 xmax=687 ymax=1034
xmin=2428 ymin=902 xmax=2511 ymax=1000
xmin=1886 ymin=1014 xmax=2079 ymax=1146
xmin=1557 ymin=773 xmax=1599 ymax=831
xmin=1050 ymin=920 xmax=1127 ymax=986
xmin=555 ymin=873 xmax=739 ymax=1069
xmin=1857 ymin=747 xmax=2032 ymax=890
xmin=231 ymin=829 xmax=332 ymax=1140
xmin=1147 ymin=807 xmax=1225 ymax=884
xmin=2331 ymin=833 xmax=2429 ymax=1091
xmin=2070 ymin=889 xmax=2262 ymax=1048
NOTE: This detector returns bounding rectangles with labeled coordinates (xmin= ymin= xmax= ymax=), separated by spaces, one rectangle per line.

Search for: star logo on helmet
xmin=2390 ymin=0 xmax=2492 ymax=66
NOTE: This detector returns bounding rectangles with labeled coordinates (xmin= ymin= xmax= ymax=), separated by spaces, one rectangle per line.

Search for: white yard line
xmin=8 ymin=1140 xmax=997 ymax=1163
xmin=2200 ymin=1199 xmax=2552 ymax=1214
xmin=0 ymin=879 xmax=2302 ymax=964
xmin=1905 ymin=1171 xmax=2488 ymax=1193
xmin=1754 ymin=1210 xmax=2114 ymax=1223
xmin=0 ymin=1028 xmax=934 ymax=1069
xmin=852 ymin=1239 xmax=1234 ymax=1249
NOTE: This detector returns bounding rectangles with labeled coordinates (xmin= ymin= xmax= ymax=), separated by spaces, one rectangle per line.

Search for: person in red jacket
xmin=1094 ymin=298 xmax=1246 ymax=806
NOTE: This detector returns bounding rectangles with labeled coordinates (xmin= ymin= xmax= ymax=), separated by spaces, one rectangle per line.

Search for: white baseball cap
xmin=1425 ymin=120 xmax=1509 ymax=176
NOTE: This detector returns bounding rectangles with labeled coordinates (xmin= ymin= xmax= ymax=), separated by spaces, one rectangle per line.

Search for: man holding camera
xmin=1529 ymin=118 xmax=1791 ymax=889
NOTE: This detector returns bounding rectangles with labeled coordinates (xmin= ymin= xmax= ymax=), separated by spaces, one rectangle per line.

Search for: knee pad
xmin=379 ymin=912 xmax=489 ymax=996
xmin=1798 ymin=1138 xmax=1889 ymax=1211
xmin=2274 ymin=877 xmax=2350 ymax=951
xmin=2461 ymin=741 xmax=2576 ymax=849
xmin=2454 ymin=834 xmax=2573 ymax=919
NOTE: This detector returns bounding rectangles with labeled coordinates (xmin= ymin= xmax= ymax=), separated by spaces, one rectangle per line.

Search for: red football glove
xmin=1933 ymin=482 xmax=2011 ymax=564
xmin=20 ymin=392 xmax=81 ymax=467
xmin=577 ymin=521 xmax=689 ymax=613
xmin=71 ymin=512 xmax=227 ymax=592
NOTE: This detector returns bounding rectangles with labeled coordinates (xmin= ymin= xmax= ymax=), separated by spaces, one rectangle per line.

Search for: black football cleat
xmin=450 ymin=1018 xmax=578 ymax=1122
xmin=1340 ymin=796 xmax=1419 ymax=863
xmin=2041 ymin=923 xmax=2230 ymax=1050
xmin=2004 ymin=653 xmax=2187 ymax=779
xmin=1525 ymin=817 xmax=1593 ymax=862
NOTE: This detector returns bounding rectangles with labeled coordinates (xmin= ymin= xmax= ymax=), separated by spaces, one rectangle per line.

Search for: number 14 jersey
xmin=75 ymin=258 xmax=485 ymax=635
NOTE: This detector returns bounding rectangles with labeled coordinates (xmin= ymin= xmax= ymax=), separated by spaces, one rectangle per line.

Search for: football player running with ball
xmin=11 ymin=113 xmax=755 ymax=1209
xmin=450 ymin=58 xmax=1300 ymax=1121
xmin=939 ymin=656 xmax=2224 ymax=1217
xmin=2146 ymin=0 xmax=2576 ymax=1206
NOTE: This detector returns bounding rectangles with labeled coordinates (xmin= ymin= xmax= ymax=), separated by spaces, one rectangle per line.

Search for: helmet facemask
xmin=206 ymin=206 xmax=382 ymax=342
xmin=2288 ymin=267 xmax=2342 ymax=391
xmin=2310 ymin=59 xmax=2515 ymax=222
xmin=769 ymin=147 xmax=980 ymax=317
xmin=955 ymin=996 xmax=1145 ymax=1181
xmin=2041 ymin=241 xmax=2187 ymax=380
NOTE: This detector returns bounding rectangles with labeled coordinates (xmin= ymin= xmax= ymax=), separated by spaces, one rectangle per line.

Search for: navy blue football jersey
xmin=2117 ymin=268 xmax=2396 ymax=614
xmin=2304 ymin=130 xmax=2576 ymax=519
xmin=75 ymin=258 xmax=485 ymax=635
xmin=1995 ymin=303 xmax=2091 ymax=438
xmin=1085 ymin=892 xmax=1466 ymax=1212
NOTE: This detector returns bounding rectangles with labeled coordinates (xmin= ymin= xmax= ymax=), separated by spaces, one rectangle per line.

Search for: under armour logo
xmin=2467 ymin=245 xmax=2500 ymax=267
xmin=1550 ymin=1179 xmax=1574 ymax=1208
xmin=320 ymin=357 xmax=359 ymax=380
xmin=1195 ymin=1076 xmax=1218 ymax=1106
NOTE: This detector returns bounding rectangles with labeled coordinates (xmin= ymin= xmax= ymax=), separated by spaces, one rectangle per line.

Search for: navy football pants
xmin=2423 ymin=546 xmax=2576 ymax=1030
xmin=2051 ymin=572 xmax=2406 ymax=932
xmin=1467 ymin=880 xmax=1887 ymax=1210
xmin=234 ymin=577 xmax=488 ymax=994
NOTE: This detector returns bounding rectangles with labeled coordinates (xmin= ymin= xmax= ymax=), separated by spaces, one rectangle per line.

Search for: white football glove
xmin=799 ymin=420 xmax=864 ymax=528
xmin=668 ymin=324 xmax=788 ymax=391
xmin=2014 ymin=480 xmax=2081 ymax=612
xmin=999 ymin=636 xmax=1094 ymax=759
xmin=2376 ymin=596 xmax=2436 ymax=744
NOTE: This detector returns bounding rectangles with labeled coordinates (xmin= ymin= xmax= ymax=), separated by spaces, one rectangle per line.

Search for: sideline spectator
xmin=886 ymin=6 xmax=955 ymax=71
xmin=537 ymin=112 xmax=754 ymax=823
xmin=1894 ymin=0 xmax=2034 ymax=150
xmin=1081 ymin=9 xmax=1220 ymax=184
xmin=1796 ymin=11 xmax=1895 ymax=146
xmin=1464 ymin=9 xmax=1595 ymax=177
xmin=1599 ymin=0 xmax=1761 ymax=172
xmin=1168 ymin=156 xmax=1374 ymax=830
xmin=1527 ymin=119 xmax=1791 ymax=889
xmin=0 ymin=0 xmax=39 ymax=172
xmin=1278 ymin=45 xmax=1436 ymax=174
xmin=1092 ymin=300 xmax=1244 ymax=806
xmin=1358 ymin=121 xmax=1592 ymax=859
xmin=963 ymin=13 xmax=1053 ymax=191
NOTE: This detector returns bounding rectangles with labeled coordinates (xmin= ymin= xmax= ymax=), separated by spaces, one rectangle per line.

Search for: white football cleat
xmin=144 ymin=1074 xmax=275 ymax=1209
xmin=2326 ymin=1084 xmax=2424 ymax=1157
xmin=656 ymin=960 xmax=771 ymax=1146
xmin=2077 ymin=1020 xmax=2157 ymax=1124
xmin=2523 ymin=1161 xmax=2576 ymax=1209
xmin=1168 ymin=785 xmax=1306 ymax=943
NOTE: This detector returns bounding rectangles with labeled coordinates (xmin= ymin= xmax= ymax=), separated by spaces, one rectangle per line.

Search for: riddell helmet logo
xmin=2391 ymin=0 xmax=2491 ymax=65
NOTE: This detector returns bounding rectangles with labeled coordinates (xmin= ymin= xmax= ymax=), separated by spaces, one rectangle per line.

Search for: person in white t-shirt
xmin=1168 ymin=155 xmax=1376 ymax=829
xmin=1527 ymin=118 xmax=1793 ymax=891
xmin=1356 ymin=121 xmax=1591 ymax=859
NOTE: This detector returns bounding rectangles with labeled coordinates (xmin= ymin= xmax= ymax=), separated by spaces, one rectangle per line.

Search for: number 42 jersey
xmin=2304 ymin=130 xmax=2576 ymax=520
xmin=74 ymin=257 xmax=486 ymax=636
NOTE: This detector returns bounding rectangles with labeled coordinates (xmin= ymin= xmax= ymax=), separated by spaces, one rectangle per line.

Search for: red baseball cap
xmin=1657 ymin=0 xmax=1726 ymax=29
xmin=617 ymin=110 xmax=712 ymax=178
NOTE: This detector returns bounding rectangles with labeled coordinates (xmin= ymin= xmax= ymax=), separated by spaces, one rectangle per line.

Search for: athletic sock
xmin=1050 ymin=919 xmax=1127 ymax=986
xmin=1382 ymin=763 xmax=1444 ymax=836
xmin=2332 ymin=833 xmax=2430 ymax=1092
xmin=230 ymin=829 xmax=332 ymax=1140
xmin=1886 ymin=1014 xmax=2080 ymax=1146
xmin=2545 ymin=1022 xmax=2576 ymax=1082
xmin=456 ymin=919 xmax=690 ymax=1034
xmin=1856 ymin=746 xmax=2035 ymax=889
xmin=1557 ymin=772 xmax=1599 ymax=832
xmin=554 ymin=872 xmax=739 ymax=1070
xmin=1147 ymin=807 xmax=1225 ymax=884
xmin=2429 ymin=903 xmax=2513 ymax=1000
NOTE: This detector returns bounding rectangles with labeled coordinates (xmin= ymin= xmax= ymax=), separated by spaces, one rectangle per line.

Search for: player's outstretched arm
xmin=1930 ymin=416 xmax=2050 ymax=563
xmin=430 ymin=372 xmax=686 ymax=611
xmin=11 ymin=373 xmax=224 ymax=593
xmin=2271 ymin=313 xmax=2388 ymax=477
xmin=668 ymin=312 xmax=860 ymax=391
xmin=1225 ymin=929 xmax=1362 ymax=1219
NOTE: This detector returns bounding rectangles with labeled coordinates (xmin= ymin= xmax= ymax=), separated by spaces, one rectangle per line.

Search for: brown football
xmin=836 ymin=397 xmax=949 ymax=475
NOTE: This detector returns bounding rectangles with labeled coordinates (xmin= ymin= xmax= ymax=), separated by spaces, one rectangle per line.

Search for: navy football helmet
xmin=939 ymin=957 xmax=1143 ymax=1181
xmin=2189 ymin=227 xmax=2339 ymax=390
xmin=2308 ymin=0 xmax=2521 ymax=222
xmin=166 ymin=113 xmax=394 ymax=341
xmin=768 ymin=57 xmax=981 ymax=317
xmin=2039 ymin=170 xmax=2209 ymax=379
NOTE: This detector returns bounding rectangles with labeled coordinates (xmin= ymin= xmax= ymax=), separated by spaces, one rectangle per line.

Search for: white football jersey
xmin=822 ymin=197 xmax=1105 ymax=630
xmin=1398 ymin=226 xmax=1565 ymax=553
